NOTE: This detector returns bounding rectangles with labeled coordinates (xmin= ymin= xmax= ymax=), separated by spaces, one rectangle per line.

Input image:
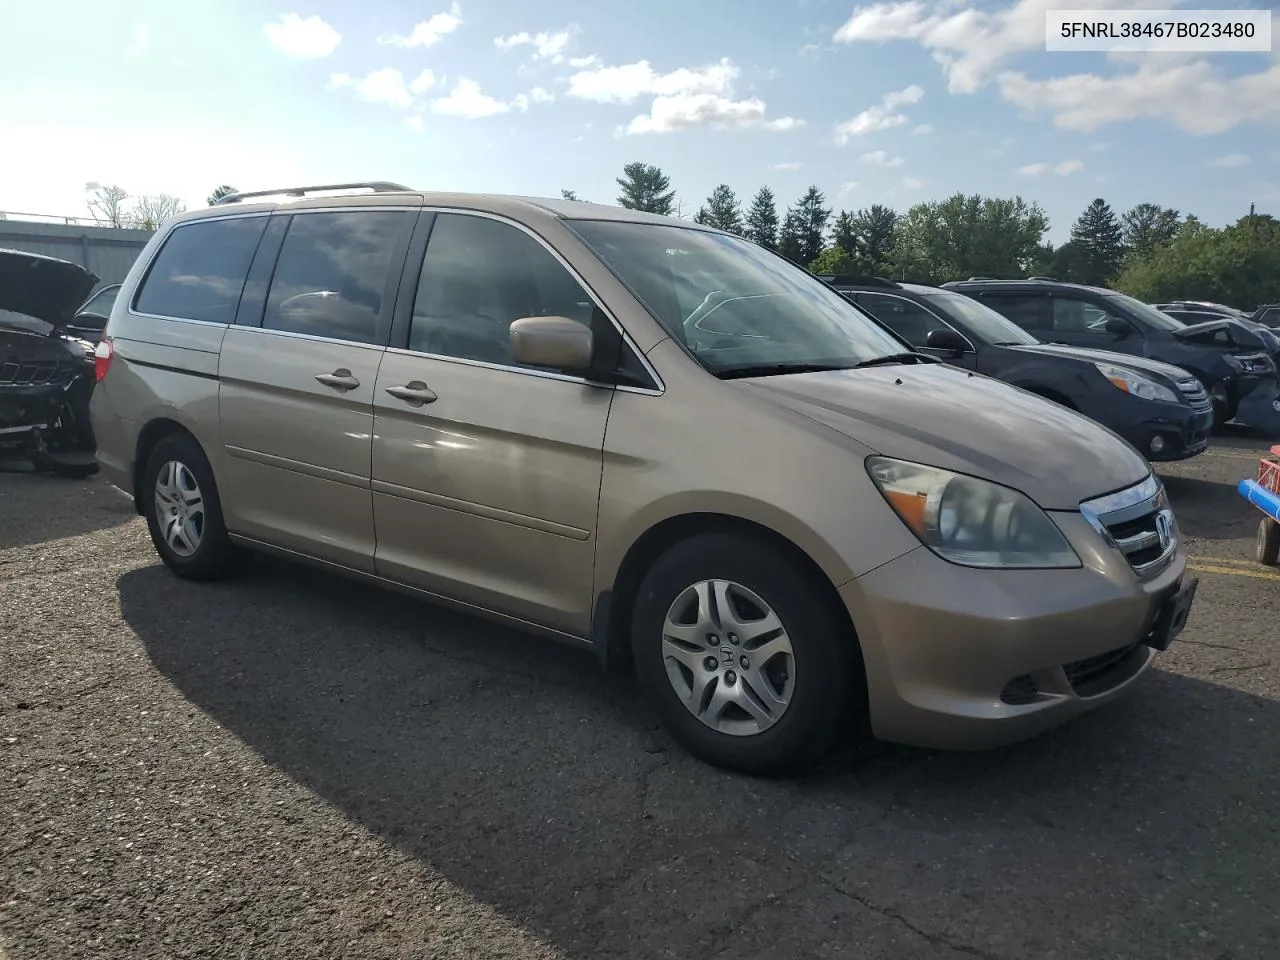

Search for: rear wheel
xmin=141 ymin=433 xmax=244 ymax=581
xmin=1257 ymin=517 xmax=1280 ymax=566
xmin=630 ymin=533 xmax=867 ymax=776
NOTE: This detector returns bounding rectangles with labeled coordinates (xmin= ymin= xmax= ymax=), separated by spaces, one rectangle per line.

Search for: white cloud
xmin=860 ymin=150 xmax=905 ymax=167
xmin=494 ymin=28 xmax=575 ymax=63
xmin=410 ymin=69 xmax=438 ymax=95
xmin=838 ymin=181 xmax=859 ymax=197
xmin=327 ymin=68 xmax=422 ymax=110
xmin=772 ymin=161 xmax=802 ymax=170
xmin=263 ymin=13 xmax=340 ymax=60
xmin=568 ymin=54 xmax=599 ymax=68
xmin=527 ymin=86 xmax=555 ymax=103
xmin=570 ymin=57 xmax=801 ymax=134
xmin=1207 ymin=153 xmax=1251 ymax=168
xmin=126 ymin=23 xmax=150 ymax=60
xmin=1089 ymin=141 xmax=1109 ymax=151
xmin=912 ymin=123 xmax=933 ymax=134
xmin=431 ymin=78 xmax=518 ymax=118
xmin=902 ymin=176 xmax=926 ymax=189
xmin=379 ymin=3 xmax=462 ymax=48
xmin=404 ymin=115 xmax=425 ymax=133
xmin=834 ymin=84 xmax=924 ymax=143
xmin=1016 ymin=159 xmax=1084 ymax=176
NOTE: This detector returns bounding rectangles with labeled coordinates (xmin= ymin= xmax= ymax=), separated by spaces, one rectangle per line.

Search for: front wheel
xmin=630 ymin=533 xmax=867 ymax=776
xmin=1257 ymin=517 xmax=1280 ymax=566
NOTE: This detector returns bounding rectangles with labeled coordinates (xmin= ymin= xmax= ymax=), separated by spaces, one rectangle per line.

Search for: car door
xmin=370 ymin=210 xmax=614 ymax=635
xmin=856 ymin=292 xmax=977 ymax=370
xmin=217 ymin=207 xmax=416 ymax=572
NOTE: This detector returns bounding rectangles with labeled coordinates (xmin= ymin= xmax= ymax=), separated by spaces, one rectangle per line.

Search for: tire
xmin=141 ymin=432 xmax=244 ymax=581
xmin=1257 ymin=517 xmax=1280 ymax=566
xmin=630 ymin=533 xmax=867 ymax=777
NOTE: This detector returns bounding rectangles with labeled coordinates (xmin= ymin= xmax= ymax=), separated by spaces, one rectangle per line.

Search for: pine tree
xmin=615 ymin=161 xmax=676 ymax=215
xmin=851 ymin=205 xmax=898 ymax=272
xmin=693 ymin=206 xmax=713 ymax=225
xmin=832 ymin=211 xmax=858 ymax=257
xmin=1121 ymin=203 xmax=1181 ymax=259
xmin=560 ymin=188 xmax=580 ymax=201
xmin=703 ymin=184 xmax=743 ymax=234
xmin=1068 ymin=198 xmax=1125 ymax=285
xmin=778 ymin=207 xmax=806 ymax=264
xmin=794 ymin=186 xmax=832 ymax=265
xmin=744 ymin=187 xmax=780 ymax=250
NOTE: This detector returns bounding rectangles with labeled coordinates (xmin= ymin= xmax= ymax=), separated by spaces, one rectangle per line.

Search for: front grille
xmin=1064 ymin=644 xmax=1141 ymax=695
xmin=999 ymin=644 xmax=1145 ymax=705
xmin=1079 ymin=474 xmax=1175 ymax=577
xmin=1175 ymin=377 xmax=1212 ymax=414
xmin=0 ymin=358 xmax=80 ymax=387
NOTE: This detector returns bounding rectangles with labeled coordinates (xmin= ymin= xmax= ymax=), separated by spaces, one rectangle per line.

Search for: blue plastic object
xmin=1238 ymin=478 xmax=1280 ymax=524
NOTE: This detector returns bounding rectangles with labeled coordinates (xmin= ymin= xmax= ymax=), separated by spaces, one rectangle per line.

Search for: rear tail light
xmin=94 ymin=337 xmax=114 ymax=382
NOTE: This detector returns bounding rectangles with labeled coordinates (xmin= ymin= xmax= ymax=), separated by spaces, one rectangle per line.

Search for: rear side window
xmin=261 ymin=211 xmax=411 ymax=345
xmin=979 ymin=294 xmax=1053 ymax=333
xmin=134 ymin=217 xmax=267 ymax=323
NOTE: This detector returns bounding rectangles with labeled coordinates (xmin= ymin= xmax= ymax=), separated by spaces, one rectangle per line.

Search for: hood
xmin=1004 ymin=343 xmax=1193 ymax=382
xmin=0 ymin=248 xmax=99 ymax=331
xmin=1172 ymin=318 xmax=1266 ymax=352
xmin=737 ymin=363 xmax=1150 ymax=511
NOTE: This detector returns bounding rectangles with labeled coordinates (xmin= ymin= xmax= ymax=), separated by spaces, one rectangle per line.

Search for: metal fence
xmin=0 ymin=215 xmax=154 ymax=290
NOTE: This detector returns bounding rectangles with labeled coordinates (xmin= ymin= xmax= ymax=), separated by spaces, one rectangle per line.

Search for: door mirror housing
xmin=924 ymin=327 xmax=969 ymax=355
xmin=510 ymin=316 xmax=593 ymax=372
xmin=1105 ymin=318 xmax=1131 ymax=337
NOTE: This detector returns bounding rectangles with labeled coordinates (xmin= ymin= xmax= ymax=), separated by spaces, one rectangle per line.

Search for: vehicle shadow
xmin=1161 ymin=473 xmax=1257 ymax=541
xmin=119 ymin=559 xmax=1280 ymax=960
xmin=0 ymin=471 xmax=134 ymax=550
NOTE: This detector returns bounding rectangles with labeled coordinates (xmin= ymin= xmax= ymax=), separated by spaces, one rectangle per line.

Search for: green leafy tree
xmin=794 ymin=186 xmax=832 ymax=265
xmin=744 ymin=187 xmax=780 ymax=250
xmin=888 ymin=193 xmax=1048 ymax=283
xmin=1121 ymin=203 xmax=1181 ymax=259
xmin=1068 ymin=198 xmax=1125 ymax=285
xmin=703 ymin=184 xmax=743 ymax=234
xmin=616 ymin=161 xmax=676 ymax=215
xmin=809 ymin=246 xmax=857 ymax=275
xmin=1116 ymin=214 xmax=1280 ymax=306
xmin=207 ymin=184 xmax=238 ymax=206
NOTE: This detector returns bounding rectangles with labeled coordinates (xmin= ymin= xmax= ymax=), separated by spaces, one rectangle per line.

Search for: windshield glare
xmin=918 ymin=291 xmax=1039 ymax=346
xmin=566 ymin=220 xmax=907 ymax=374
xmin=1106 ymin=293 xmax=1185 ymax=332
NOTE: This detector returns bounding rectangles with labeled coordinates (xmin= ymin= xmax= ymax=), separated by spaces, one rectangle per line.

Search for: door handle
xmin=385 ymin=381 xmax=438 ymax=406
xmin=315 ymin=369 xmax=360 ymax=390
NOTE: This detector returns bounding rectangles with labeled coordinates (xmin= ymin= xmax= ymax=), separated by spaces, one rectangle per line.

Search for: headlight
xmin=866 ymin=457 xmax=1081 ymax=569
xmin=1094 ymin=362 xmax=1179 ymax=403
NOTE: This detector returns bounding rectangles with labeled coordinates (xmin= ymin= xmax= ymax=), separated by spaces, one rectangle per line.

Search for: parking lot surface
xmin=2 ymin=434 xmax=1278 ymax=960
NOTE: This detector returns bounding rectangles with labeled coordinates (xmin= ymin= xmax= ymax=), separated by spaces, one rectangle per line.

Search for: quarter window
xmin=134 ymin=217 xmax=267 ymax=323
xmin=408 ymin=213 xmax=594 ymax=367
xmin=261 ymin=211 xmax=410 ymax=345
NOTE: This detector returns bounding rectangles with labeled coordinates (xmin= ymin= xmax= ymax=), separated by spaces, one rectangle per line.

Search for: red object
xmin=1259 ymin=444 xmax=1280 ymax=496
xmin=94 ymin=337 xmax=114 ymax=382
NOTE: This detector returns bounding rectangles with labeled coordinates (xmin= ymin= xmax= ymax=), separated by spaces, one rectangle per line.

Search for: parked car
xmin=822 ymin=276 xmax=1213 ymax=462
xmin=1247 ymin=304 xmax=1280 ymax=329
xmin=91 ymin=183 xmax=1197 ymax=775
xmin=0 ymin=248 xmax=101 ymax=477
xmin=1153 ymin=300 xmax=1280 ymax=365
xmin=944 ymin=278 xmax=1280 ymax=430
xmin=68 ymin=282 xmax=121 ymax=343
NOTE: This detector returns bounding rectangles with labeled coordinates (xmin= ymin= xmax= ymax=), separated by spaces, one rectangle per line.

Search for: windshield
xmin=566 ymin=220 xmax=908 ymax=375
xmin=1106 ymin=293 xmax=1185 ymax=332
xmin=918 ymin=291 xmax=1039 ymax=346
xmin=78 ymin=285 xmax=119 ymax=318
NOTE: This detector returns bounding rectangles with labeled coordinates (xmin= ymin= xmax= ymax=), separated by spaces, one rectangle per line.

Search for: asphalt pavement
xmin=2 ymin=433 xmax=1278 ymax=960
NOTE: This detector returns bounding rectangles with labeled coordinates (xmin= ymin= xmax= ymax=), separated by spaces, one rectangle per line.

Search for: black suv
xmin=1248 ymin=304 xmax=1280 ymax=329
xmin=824 ymin=276 xmax=1213 ymax=462
xmin=1154 ymin=300 xmax=1280 ymax=364
xmin=945 ymin=278 xmax=1280 ymax=431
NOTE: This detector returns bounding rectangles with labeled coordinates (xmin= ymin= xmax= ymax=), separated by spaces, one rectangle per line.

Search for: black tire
xmin=141 ymin=432 xmax=244 ymax=581
xmin=1257 ymin=517 xmax=1280 ymax=566
xmin=630 ymin=533 xmax=868 ymax=777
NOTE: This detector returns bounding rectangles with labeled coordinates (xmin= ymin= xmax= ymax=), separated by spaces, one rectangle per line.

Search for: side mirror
xmin=924 ymin=327 xmax=969 ymax=355
xmin=1105 ymin=318 xmax=1131 ymax=337
xmin=510 ymin=316 xmax=593 ymax=372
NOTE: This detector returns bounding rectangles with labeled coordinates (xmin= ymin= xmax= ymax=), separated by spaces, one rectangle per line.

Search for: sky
xmin=1 ymin=0 xmax=1278 ymax=244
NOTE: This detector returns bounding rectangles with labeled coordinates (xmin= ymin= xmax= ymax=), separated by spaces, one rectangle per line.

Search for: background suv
xmin=825 ymin=276 xmax=1212 ymax=462
xmin=945 ymin=278 xmax=1280 ymax=431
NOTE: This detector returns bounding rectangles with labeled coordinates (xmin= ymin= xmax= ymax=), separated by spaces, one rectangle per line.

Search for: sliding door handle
xmin=315 ymin=369 xmax=360 ymax=390
xmin=385 ymin=381 xmax=438 ymax=406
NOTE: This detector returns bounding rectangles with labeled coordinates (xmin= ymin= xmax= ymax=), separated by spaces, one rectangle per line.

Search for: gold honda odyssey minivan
xmin=90 ymin=182 xmax=1198 ymax=775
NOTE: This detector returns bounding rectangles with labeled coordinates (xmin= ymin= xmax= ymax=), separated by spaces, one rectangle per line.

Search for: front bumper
xmin=840 ymin=510 xmax=1188 ymax=751
xmin=1109 ymin=404 xmax=1213 ymax=461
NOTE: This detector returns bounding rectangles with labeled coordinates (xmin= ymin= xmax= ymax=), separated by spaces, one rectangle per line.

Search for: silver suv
xmin=90 ymin=182 xmax=1197 ymax=775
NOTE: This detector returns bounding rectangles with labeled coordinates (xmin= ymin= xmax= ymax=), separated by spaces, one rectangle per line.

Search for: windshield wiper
xmin=853 ymin=352 xmax=938 ymax=368
xmin=715 ymin=362 xmax=859 ymax=380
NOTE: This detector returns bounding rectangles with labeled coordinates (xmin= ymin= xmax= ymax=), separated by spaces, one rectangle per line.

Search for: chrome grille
xmin=1175 ymin=377 xmax=1212 ymax=414
xmin=1079 ymin=474 xmax=1176 ymax=577
xmin=0 ymin=358 xmax=80 ymax=387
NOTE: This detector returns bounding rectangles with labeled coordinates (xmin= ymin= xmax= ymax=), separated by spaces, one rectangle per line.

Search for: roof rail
xmin=965 ymin=275 xmax=998 ymax=281
xmin=213 ymin=181 xmax=413 ymax=206
xmin=819 ymin=274 xmax=902 ymax=290
xmin=1026 ymin=275 xmax=1058 ymax=282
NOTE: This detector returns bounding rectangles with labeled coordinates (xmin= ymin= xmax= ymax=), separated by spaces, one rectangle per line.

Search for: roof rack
xmin=213 ymin=181 xmax=413 ymax=206
xmin=1026 ymin=275 xmax=1058 ymax=282
xmin=965 ymin=275 xmax=998 ymax=281
xmin=818 ymin=274 xmax=902 ymax=290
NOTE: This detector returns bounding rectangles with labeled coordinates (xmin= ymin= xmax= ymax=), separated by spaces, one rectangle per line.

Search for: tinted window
xmin=262 ymin=211 xmax=410 ymax=345
xmin=134 ymin=217 xmax=267 ymax=323
xmin=1052 ymin=297 xmax=1130 ymax=335
xmin=978 ymin=294 xmax=1053 ymax=332
xmin=78 ymin=284 xmax=119 ymax=318
xmin=408 ymin=213 xmax=595 ymax=367
xmin=918 ymin=292 xmax=1038 ymax=345
xmin=858 ymin=293 xmax=949 ymax=348
xmin=1258 ymin=307 xmax=1280 ymax=328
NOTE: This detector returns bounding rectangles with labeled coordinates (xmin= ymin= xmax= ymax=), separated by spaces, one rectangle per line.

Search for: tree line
xmin=592 ymin=161 xmax=1280 ymax=309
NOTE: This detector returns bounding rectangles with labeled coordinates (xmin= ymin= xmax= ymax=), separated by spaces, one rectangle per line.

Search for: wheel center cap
xmin=719 ymin=646 xmax=735 ymax=665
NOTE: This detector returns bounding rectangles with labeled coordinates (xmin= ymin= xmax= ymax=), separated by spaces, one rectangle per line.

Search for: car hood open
xmin=1172 ymin=318 xmax=1265 ymax=351
xmin=0 ymin=248 xmax=100 ymax=332
xmin=1004 ymin=343 xmax=1195 ymax=382
xmin=737 ymin=363 xmax=1150 ymax=511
